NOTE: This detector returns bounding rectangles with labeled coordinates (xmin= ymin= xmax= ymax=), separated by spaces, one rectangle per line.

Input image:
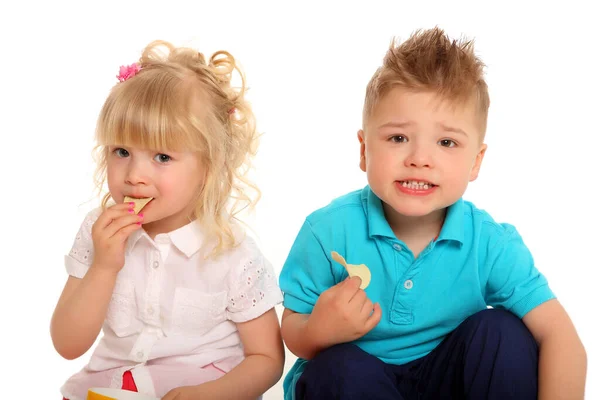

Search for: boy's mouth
xmin=398 ymin=180 xmax=437 ymax=190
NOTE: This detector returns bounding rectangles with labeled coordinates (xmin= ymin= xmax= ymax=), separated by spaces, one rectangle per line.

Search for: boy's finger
xmin=346 ymin=276 xmax=362 ymax=290
xmin=364 ymin=302 xmax=382 ymax=332
xmin=348 ymin=287 xmax=367 ymax=310
xmin=360 ymin=298 xmax=374 ymax=317
xmin=338 ymin=276 xmax=362 ymax=302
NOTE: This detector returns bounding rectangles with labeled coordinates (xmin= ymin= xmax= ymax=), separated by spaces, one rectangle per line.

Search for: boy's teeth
xmin=401 ymin=180 xmax=433 ymax=190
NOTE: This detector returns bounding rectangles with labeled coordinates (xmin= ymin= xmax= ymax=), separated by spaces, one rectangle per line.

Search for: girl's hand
xmin=90 ymin=202 xmax=143 ymax=273
xmin=161 ymin=386 xmax=197 ymax=400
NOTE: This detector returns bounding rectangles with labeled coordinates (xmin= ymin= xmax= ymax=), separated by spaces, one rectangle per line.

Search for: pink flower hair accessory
xmin=117 ymin=63 xmax=141 ymax=82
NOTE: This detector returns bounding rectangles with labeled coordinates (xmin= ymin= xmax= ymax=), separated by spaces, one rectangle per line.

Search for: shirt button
xmin=404 ymin=279 xmax=413 ymax=290
xmin=147 ymin=306 xmax=154 ymax=315
xmin=136 ymin=351 xmax=144 ymax=360
xmin=152 ymin=261 xmax=159 ymax=269
xmin=393 ymin=243 xmax=402 ymax=251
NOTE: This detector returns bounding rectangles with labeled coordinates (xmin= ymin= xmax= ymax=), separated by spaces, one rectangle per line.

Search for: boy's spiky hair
xmin=363 ymin=27 xmax=490 ymax=136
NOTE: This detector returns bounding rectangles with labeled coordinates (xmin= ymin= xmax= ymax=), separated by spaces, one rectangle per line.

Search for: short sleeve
xmin=64 ymin=209 xmax=100 ymax=278
xmin=278 ymin=220 xmax=337 ymax=314
xmin=485 ymin=224 xmax=555 ymax=318
xmin=226 ymin=243 xmax=283 ymax=323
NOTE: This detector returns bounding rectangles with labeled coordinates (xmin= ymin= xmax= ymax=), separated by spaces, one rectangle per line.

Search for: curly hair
xmin=93 ymin=40 xmax=259 ymax=256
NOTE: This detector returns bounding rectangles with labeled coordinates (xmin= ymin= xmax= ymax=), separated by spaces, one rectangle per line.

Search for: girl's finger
xmin=114 ymin=219 xmax=144 ymax=243
xmin=105 ymin=213 xmax=144 ymax=238
xmin=94 ymin=203 xmax=135 ymax=230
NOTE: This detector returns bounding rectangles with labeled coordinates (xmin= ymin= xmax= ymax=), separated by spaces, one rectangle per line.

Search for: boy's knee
xmin=296 ymin=343 xmax=399 ymax=399
xmin=301 ymin=343 xmax=390 ymax=386
xmin=464 ymin=309 xmax=538 ymax=360
xmin=458 ymin=310 xmax=538 ymax=397
xmin=469 ymin=309 xmax=534 ymax=339
xmin=306 ymin=343 xmax=374 ymax=377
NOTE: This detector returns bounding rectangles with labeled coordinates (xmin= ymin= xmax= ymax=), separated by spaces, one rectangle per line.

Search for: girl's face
xmin=106 ymin=146 xmax=204 ymax=237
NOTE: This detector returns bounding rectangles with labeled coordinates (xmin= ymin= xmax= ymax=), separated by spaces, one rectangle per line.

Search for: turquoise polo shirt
xmin=279 ymin=186 xmax=555 ymax=399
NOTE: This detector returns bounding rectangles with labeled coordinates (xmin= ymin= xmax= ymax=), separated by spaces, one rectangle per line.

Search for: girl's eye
xmin=154 ymin=154 xmax=172 ymax=163
xmin=390 ymin=135 xmax=407 ymax=143
xmin=114 ymin=148 xmax=129 ymax=157
xmin=438 ymin=139 xmax=457 ymax=148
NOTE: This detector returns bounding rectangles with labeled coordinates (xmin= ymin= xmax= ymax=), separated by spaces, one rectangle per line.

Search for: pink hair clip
xmin=117 ymin=63 xmax=141 ymax=82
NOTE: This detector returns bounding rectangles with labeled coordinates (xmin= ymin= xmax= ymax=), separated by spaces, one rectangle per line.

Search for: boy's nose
xmin=404 ymin=146 xmax=433 ymax=168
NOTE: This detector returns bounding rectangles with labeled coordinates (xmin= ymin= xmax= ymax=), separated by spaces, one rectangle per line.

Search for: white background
xmin=1 ymin=0 xmax=598 ymax=398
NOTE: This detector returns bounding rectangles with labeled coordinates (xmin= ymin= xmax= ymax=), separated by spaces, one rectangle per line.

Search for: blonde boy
xmin=279 ymin=28 xmax=586 ymax=399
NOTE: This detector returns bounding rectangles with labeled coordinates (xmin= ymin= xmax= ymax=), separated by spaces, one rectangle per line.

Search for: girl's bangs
xmin=96 ymin=76 xmax=200 ymax=151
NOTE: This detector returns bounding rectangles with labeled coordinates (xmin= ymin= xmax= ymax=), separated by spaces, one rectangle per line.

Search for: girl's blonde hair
xmin=93 ymin=40 xmax=259 ymax=256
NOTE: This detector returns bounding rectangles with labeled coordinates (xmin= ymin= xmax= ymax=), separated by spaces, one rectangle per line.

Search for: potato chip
xmin=124 ymin=196 xmax=153 ymax=214
xmin=331 ymin=251 xmax=371 ymax=289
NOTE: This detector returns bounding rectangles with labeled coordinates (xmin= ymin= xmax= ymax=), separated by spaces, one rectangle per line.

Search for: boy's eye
xmin=154 ymin=154 xmax=172 ymax=163
xmin=438 ymin=139 xmax=457 ymax=148
xmin=390 ymin=135 xmax=407 ymax=143
xmin=114 ymin=148 xmax=129 ymax=157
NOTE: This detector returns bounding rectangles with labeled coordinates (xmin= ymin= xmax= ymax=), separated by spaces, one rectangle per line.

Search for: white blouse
xmin=60 ymin=209 xmax=283 ymax=400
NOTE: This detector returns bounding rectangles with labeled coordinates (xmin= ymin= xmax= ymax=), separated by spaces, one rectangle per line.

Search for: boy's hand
xmin=91 ymin=202 xmax=143 ymax=273
xmin=307 ymin=276 xmax=382 ymax=349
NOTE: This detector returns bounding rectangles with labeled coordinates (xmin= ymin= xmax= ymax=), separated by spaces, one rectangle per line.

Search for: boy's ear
xmin=358 ymin=130 xmax=366 ymax=172
xmin=469 ymin=143 xmax=487 ymax=182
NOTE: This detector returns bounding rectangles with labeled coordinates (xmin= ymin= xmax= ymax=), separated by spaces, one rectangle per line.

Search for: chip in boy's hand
xmin=331 ymin=251 xmax=371 ymax=289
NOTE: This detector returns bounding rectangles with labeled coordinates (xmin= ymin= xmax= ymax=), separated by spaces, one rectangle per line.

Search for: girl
xmin=51 ymin=40 xmax=284 ymax=400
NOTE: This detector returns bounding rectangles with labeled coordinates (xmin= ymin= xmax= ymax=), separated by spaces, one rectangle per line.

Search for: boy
xmin=279 ymin=28 xmax=587 ymax=399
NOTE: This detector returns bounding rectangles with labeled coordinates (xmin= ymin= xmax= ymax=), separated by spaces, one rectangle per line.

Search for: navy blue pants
xmin=295 ymin=309 xmax=538 ymax=399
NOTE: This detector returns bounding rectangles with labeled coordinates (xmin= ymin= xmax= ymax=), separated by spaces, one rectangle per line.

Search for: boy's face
xmin=359 ymin=87 xmax=486 ymax=219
